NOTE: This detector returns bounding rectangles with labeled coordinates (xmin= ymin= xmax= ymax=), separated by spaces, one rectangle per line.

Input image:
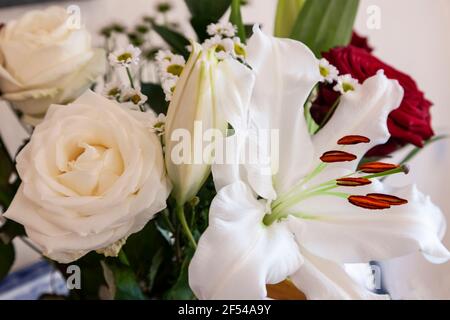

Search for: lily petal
xmin=287 ymin=182 xmax=450 ymax=264
xmin=313 ymin=71 xmax=403 ymax=171
xmin=189 ymin=181 xmax=303 ymax=299
xmin=246 ymin=26 xmax=321 ymax=195
xmin=290 ymin=249 xmax=388 ymax=300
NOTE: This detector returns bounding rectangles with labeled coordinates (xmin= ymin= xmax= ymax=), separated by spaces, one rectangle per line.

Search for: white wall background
xmin=1 ymin=0 xmax=449 ymax=299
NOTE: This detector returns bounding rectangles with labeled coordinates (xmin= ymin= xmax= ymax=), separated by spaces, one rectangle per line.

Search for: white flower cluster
xmin=202 ymin=22 xmax=247 ymax=61
xmin=155 ymin=49 xmax=186 ymax=102
xmin=318 ymin=58 xmax=360 ymax=94
xmin=105 ymin=45 xmax=148 ymax=110
xmin=103 ymin=80 xmax=148 ymax=111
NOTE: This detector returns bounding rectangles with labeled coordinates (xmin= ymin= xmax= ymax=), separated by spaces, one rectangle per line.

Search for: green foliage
xmin=274 ymin=0 xmax=306 ymax=38
xmin=230 ymin=0 xmax=246 ymax=43
xmin=164 ymin=248 xmax=195 ymax=300
xmin=63 ymin=252 xmax=107 ymax=300
xmin=0 ymin=220 xmax=25 ymax=245
xmin=152 ymin=24 xmax=190 ymax=58
xmin=0 ymin=242 xmax=14 ymax=281
xmin=102 ymin=258 xmax=146 ymax=300
xmin=0 ymin=137 xmax=19 ymax=210
xmin=141 ymin=82 xmax=169 ymax=115
xmin=184 ymin=0 xmax=232 ymax=42
xmin=290 ymin=0 xmax=359 ymax=57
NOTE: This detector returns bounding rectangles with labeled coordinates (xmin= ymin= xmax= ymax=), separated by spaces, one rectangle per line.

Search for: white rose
xmin=4 ymin=90 xmax=171 ymax=263
xmin=0 ymin=6 xmax=106 ymax=123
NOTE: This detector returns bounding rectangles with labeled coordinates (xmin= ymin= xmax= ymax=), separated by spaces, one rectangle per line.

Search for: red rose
xmin=315 ymin=45 xmax=434 ymax=157
xmin=351 ymin=31 xmax=374 ymax=52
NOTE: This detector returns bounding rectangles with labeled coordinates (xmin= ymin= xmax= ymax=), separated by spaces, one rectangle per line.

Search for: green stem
xmin=126 ymin=67 xmax=135 ymax=89
xmin=161 ymin=208 xmax=175 ymax=233
xmin=176 ymin=205 xmax=197 ymax=249
xmin=360 ymin=166 xmax=408 ymax=180
xmin=399 ymin=134 xmax=449 ymax=166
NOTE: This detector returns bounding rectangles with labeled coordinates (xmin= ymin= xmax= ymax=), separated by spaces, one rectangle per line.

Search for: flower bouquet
xmin=0 ymin=0 xmax=448 ymax=300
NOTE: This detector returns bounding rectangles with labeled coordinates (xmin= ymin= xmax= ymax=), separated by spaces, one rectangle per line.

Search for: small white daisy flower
xmin=333 ymin=74 xmax=360 ymax=94
xmin=203 ymin=35 xmax=234 ymax=60
xmin=109 ymin=45 xmax=141 ymax=67
xmin=162 ymin=77 xmax=178 ymax=101
xmin=157 ymin=53 xmax=186 ymax=79
xmin=319 ymin=58 xmax=339 ymax=83
xmin=103 ymin=80 xmax=123 ymax=100
xmin=150 ymin=113 xmax=167 ymax=136
xmin=155 ymin=49 xmax=176 ymax=63
xmin=232 ymin=37 xmax=247 ymax=59
xmin=121 ymin=88 xmax=148 ymax=106
xmin=207 ymin=21 xmax=237 ymax=38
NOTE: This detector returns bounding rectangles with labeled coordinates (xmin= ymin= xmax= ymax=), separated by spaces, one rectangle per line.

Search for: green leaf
xmin=0 ymin=220 xmax=25 ymax=245
xmin=290 ymin=0 xmax=360 ymax=57
xmin=152 ymin=25 xmax=190 ymax=58
xmin=0 ymin=242 xmax=15 ymax=280
xmin=0 ymin=136 xmax=19 ymax=210
xmin=101 ymin=260 xmax=146 ymax=300
xmin=184 ymin=0 xmax=232 ymax=41
xmin=62 ymin=252 xmax=106 ymax=300
xmin=140 ymin=82 xmax=169 ymax=115
xmin=147 ymin=248 xmax=164 ymax=290
xmin=164 ymin=248 xmax=195 ymax=300
xmin=230 ymin=0 xmax=246 ymax=42
xmin=274 ymin=0 xmax=306 ymax=38
xmin=122 ymin=220 xmax=172 ymax=284
xmin=244 ymin=24 xmax=254 ymax=39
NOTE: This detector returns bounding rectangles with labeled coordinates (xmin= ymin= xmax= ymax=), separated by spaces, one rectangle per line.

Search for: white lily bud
xmin=164 ymin=42 xmax=253 ymax=205
xmin=164 ymin=43 xmax=226 ymax=205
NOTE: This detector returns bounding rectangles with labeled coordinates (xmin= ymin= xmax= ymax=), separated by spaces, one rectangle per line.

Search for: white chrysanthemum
xmin=162 ymin=77 xmax=178 ymax=101
xmin=155 ymin=49 xmax=177 ymax=63
xmin=121 ymin=88 xmax=148 ymax=106
xmin=157 ymin=53 xmax=186 ymax=79
xmin=319 ymin=58 xmax=339 ymax=83
xmin=334 ymin=74 xmax=360 ymax=94
xmin=207 ymin=21 xmax=237 ymax=38
xmin=109 ymin=44 xmax=141 ymax=67
xmin=232 ymin=37 xmax=247 ymax=59
xmin=203 ymin=35 xmax=234 ymax=60
xmin=103 ymin=80 xmax=123 ymax=100
xmin=150 ymin=113 xmax=167 ymax=136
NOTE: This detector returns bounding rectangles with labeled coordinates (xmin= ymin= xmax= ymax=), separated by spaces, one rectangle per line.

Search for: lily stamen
xmin=348 ymin=195 xmax=391 ymax=210
xmin=366 ymin=193 xmax=408 ymax=205
xmin=337 ymin=135 xmax=370 ymax=145
xmin=336 ymin=177 xmax=372 ymax=186
xmin=358 ymin=161 xmax=399 ymax=173
xmin=320 ymin=150 xmax=357 ymax=163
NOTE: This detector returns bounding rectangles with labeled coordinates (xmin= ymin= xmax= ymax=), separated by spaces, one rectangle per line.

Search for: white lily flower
xmin=164 ymin=42 xmax=254 ymax=205
xmin=189 ymin=26 xmax=450 ymax=300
